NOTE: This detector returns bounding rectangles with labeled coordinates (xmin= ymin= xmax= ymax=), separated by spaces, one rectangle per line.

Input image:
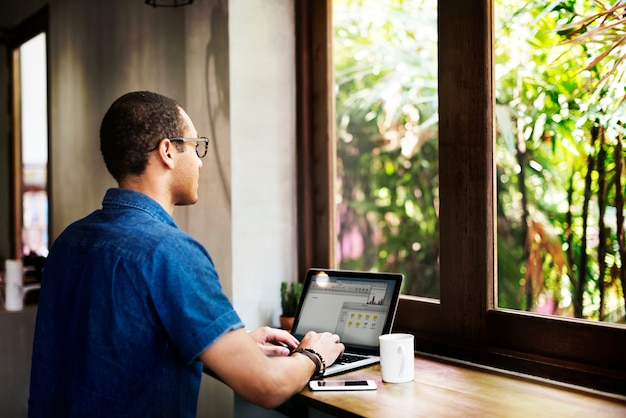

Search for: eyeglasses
xmin=167 ymin=137 xmax=210 ymax=158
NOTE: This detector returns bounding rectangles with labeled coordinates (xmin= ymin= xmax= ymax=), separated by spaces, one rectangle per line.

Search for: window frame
xmin=295 ymin=0 xmax=626 ymax=394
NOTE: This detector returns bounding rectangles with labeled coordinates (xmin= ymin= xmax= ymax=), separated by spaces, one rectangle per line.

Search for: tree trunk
xmin=566 ymin=174 xmax=576 ymax=291
xmin=597 ymin=126 xmax=606 ymax=321
xmin=575 ymin=125 xmax=598 ymax=318
xmin=516 ymin=116 xmax=531 ymax=311
xmin=615 ymin=132 xmax=626 ymax=316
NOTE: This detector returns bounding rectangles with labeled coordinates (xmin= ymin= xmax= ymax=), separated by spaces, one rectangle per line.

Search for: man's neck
xmin=118 ymin=177 xmax=175 ymax=216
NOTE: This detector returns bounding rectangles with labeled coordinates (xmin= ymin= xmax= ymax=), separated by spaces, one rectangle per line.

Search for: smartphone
xmin=308 ymin=380 xmax=377 ymax=391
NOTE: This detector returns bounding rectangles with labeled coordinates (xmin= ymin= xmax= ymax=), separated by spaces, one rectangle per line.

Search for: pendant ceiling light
xmin=144 ymin=0 xmax=194 ymax=7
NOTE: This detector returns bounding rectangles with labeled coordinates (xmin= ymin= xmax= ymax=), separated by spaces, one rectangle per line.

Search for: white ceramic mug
xmin=379 ymin=333 xmax=414 ymax=383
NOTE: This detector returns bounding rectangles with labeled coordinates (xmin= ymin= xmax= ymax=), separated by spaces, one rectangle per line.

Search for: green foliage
xmin=334 ymin=0 xmax=626 ymax=322
xmin=280 ymin=281 xmax=303 ymax=317
xmin=334 ymin=0 xmax=440 ymax=297
xmin=494 ymin=0 xmax=626 ymax=322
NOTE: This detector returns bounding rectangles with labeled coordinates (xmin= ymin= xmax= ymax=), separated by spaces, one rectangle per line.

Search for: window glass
xmin=495 ymin=0 xmax=626 ymax=323
xmin=333 ymin=0 xmax=439 ymax=298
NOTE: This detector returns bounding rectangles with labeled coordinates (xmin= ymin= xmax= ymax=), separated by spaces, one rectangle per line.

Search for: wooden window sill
xmin=281 ymin=352 xmax=626 ymax=417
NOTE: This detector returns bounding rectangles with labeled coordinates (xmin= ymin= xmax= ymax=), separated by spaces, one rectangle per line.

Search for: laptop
xmin=290 ymin=268 xmax=404 ymax=376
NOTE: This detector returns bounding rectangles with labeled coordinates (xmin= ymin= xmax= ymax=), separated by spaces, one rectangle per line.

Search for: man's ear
xmin=155 ymin=138 xmax=176 ymax=169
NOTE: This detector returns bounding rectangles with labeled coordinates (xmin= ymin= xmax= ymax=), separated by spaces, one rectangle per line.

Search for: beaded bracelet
xmin=291 ymin=347 xmax=326 ymax=379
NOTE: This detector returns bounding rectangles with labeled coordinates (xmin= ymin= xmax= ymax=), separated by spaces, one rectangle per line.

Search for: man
xmin=29 ymin=91 xmax=344 ymax=417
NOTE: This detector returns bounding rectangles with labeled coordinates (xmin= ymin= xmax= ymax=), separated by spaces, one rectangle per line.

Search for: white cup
xmin=379 ymin=333 xmax=414 ymax=383
xmin=4 ymin=259 xmax=24 ymax=312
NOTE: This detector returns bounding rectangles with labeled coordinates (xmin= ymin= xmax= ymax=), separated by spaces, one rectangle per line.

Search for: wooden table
xmin=281 ymin=353 xmax=626 ymax=418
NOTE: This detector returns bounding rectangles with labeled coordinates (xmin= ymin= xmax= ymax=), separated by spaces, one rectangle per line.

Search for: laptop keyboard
xmin=335 ymin=353 xmax=368 ymax=365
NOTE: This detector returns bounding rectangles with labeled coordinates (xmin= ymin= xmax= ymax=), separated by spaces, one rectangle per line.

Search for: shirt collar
xmin=102 ymin=188 xmax=177 ymax=227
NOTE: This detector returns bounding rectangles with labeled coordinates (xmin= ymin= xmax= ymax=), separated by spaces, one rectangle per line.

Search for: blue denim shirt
xmin=29 ymin=188 xmax=244 ymax=418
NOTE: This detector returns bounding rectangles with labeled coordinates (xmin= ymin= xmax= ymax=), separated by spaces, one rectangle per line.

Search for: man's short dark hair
xmin=100 ymin=91 xmax=186 ymax=182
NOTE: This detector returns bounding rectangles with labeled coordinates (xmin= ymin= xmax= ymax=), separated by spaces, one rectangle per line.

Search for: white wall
xmin=229 ymin=0 xmax=297 ymax=330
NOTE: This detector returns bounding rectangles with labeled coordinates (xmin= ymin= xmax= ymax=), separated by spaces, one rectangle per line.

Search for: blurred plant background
xmin=333 ymin=0 xmax=626 ymax=323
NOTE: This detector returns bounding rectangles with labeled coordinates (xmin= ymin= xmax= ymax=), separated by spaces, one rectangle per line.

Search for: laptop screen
xmin=291 ymin=269 xmax=403 ymax=352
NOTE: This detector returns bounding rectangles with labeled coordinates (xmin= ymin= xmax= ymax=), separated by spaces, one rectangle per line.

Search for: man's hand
xmin=248 ymin=326 xmax=299 ymax=356
xmin=298 ymin=331 xmax=345 ymax=367
xmin=200 ymin=328 xmax=345 ymax=409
